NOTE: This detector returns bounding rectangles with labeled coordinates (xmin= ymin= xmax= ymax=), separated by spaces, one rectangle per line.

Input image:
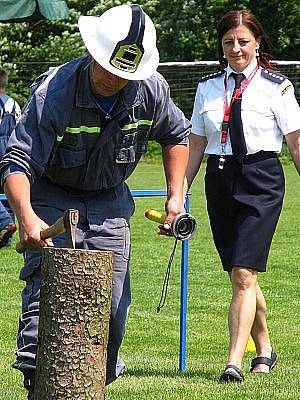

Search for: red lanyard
xmin=220 ymin=64 xmax=260 ymax=147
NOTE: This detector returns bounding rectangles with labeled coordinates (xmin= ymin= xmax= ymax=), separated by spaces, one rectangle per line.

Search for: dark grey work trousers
xmin=12 ymin=177 xmax=134 ymax=388
xmin=205 ymin=151 xmax=285 ymax=272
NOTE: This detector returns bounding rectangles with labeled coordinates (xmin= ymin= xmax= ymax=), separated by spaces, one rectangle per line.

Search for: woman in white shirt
xmin=186 ymin=10 xmax=300 ymax=383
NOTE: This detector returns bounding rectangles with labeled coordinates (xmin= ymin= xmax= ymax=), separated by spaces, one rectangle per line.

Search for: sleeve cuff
xmin=191 ymin=128 xmax=206 ymax=136
xmin=1 ymin=165 xmax=27 ymax=186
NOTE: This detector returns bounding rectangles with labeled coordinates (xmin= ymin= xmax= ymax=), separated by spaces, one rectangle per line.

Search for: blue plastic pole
xmin=131 ymin=189 xmax=189 ymax=372
xmin=179 ymin=195 xmax=189 ymax=372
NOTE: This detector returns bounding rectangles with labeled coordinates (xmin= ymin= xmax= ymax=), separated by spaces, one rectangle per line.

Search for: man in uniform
xmin=0 ymin=4 xmax=190 ymax=399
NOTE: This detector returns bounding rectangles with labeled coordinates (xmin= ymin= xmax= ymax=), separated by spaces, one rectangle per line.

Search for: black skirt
xmin=205 ymin=151 xmax=285 ymax=272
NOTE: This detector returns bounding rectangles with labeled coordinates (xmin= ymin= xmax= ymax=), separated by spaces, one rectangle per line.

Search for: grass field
xmin=1 ymin=160 xmax=299 ymax=399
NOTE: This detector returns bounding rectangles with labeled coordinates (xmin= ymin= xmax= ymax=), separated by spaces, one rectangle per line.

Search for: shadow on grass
xmin=125 ymin=367 xmax=217 ymax=381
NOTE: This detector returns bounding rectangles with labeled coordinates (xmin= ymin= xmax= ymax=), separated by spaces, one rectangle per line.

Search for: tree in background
xmin=0 ymin=0 xmax=299 ymax=105
xmin=155 ymin=0 xmax=300 ymax=61
xmin=247 ymin=0 xmax=300 ymax=60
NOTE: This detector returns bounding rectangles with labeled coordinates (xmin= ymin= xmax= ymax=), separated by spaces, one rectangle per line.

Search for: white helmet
xmin=78 ymin=4 xmax=159 ymax=80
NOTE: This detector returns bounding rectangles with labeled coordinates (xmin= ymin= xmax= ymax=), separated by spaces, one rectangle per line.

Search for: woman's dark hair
xmin=217 ymin=10 xmax=273 ymax=70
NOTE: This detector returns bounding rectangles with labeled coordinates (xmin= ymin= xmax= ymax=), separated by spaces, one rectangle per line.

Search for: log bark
xmin=35 ymin=248 xmax=114 ymax=400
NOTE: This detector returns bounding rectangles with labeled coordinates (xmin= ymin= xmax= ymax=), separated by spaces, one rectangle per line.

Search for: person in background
xmin=0 ymin=68 xmax=20 ymax=248
xmin=0 ymin=5 xmax=190 ymax=399
xmin=186 ymin=10 xmax=300 ymax=383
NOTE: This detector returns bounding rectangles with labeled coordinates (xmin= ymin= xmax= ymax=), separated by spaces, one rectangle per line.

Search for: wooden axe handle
xmin=40 ymin=216 xmax=65 ymax=240
xmin=16 ymin=216 xmax=65 ymax=254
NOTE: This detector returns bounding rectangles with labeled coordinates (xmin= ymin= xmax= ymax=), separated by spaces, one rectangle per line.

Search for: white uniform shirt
xmin=191 ymin=58 xmax=300 ymax=155
xmin=0 ymin=94 xmax=21 ymax=123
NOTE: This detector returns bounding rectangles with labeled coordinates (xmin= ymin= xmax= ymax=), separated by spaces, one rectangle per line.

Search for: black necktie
xmin=229 ymin=73 xmax=247 ymax=162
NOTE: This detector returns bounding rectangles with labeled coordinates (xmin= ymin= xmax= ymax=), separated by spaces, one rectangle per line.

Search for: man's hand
xmin=158 ymin=196 xmax=184 ymax=237
xmin=159 ymin=143 xmax=189 ymax=237
xmin=18 ymin=211 xmax=54 ymax=250
xmin=4 ymin=173 xmax=54 ymax=250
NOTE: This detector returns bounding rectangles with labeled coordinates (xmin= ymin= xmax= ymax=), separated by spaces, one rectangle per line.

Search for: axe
xmin=16 ymin=209 xmax=79 ymax=254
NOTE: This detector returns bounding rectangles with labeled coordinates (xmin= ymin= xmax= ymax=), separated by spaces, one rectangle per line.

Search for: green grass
xmin=1 ymin=160 xmax=299 ymax=399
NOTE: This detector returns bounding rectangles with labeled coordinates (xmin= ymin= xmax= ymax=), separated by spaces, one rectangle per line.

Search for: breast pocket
xmin=201 ymin=99 xmax=224 ymax=135
xmin=241 ymin=99 xmax=274 ymax=133
xmin=241 ymin=98 xmax=273 ymax=116
xmin=115 ymin=131 xmax=137 ymax=164
xmin=115 ymin=129 xmax=149 ymax=164
xmin=49 ymin=144 xmax=87 ymax=168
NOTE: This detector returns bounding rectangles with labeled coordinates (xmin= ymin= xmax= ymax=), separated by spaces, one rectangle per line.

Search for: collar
xmin=76 ymin=58 xmax=96 ymax=108
xmin=225 ymin=57 xmax=258 ymax=80
xmin=76 ymin=57 xmax=143 ymax=112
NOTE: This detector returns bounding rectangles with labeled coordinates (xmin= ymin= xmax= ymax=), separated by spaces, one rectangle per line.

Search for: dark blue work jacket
xmin=0 ymin=56 xmax=190 ymax=191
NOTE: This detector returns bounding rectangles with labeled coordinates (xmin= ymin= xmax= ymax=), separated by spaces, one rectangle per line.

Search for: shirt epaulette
xmin=261 ymin=69 xmax=287 ymax=84
xmin=199 ymin=70 xmax=225 ymax=83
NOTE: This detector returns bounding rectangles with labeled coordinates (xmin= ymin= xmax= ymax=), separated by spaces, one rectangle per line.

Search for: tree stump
xmin=35 ymin=248 xmax=114 ymax=400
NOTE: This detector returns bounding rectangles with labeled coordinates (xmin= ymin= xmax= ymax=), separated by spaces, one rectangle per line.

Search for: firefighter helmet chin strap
xmin=109 ymin=4 xmax=145 ymax=73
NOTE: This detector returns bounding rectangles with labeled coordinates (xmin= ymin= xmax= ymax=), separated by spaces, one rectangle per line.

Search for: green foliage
xmin=144 ymin=141 xmax=162 ymax=160
xmin=146 ymin=0 xmax=299 ymax=62
xmin=279 ymin=142 xmax=293 ymax=164
xmin=0 ymin=6 xmax=86 ymax=104
xmin=0 ymin=0 xmax=299 ymax=157
xmin=248 ymin=0 xmax=300 ymax=60
xmin=1 ymin=0 xmax=299 ymax=96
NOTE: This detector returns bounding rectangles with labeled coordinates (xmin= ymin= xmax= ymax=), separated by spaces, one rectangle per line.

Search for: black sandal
xmin=220 ymin=364 xmax=244 ymax=383
xmin=250 ymin=347 xmax=277 ymax=373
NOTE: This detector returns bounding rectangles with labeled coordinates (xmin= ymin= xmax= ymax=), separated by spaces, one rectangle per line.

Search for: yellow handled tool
xmin=145 ymin=209 xmax=165 ymax=224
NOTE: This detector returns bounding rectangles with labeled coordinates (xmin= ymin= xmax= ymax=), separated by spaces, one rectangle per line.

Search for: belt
xmin=208 ymin=151 xmax=278 ymax=164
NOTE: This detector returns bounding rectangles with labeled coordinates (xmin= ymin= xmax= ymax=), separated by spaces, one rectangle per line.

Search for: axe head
xmin=63 ymin=209 xmax=79 ymax=249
